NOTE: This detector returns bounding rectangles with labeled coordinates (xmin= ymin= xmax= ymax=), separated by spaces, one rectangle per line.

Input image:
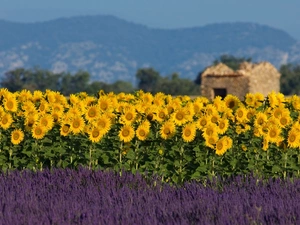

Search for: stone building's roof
xmin=202 ymin=61 xmax=280 ymax=78
xmin=201 ymin=63 xmax=242 ymax=77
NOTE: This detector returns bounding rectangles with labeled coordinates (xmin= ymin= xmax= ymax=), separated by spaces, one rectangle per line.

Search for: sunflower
xmin=213 ymin=96 xmax=225 ymax=111
xmin=254 ymin=112 xmax=268 ymax=127
xmin=93 ymin=114 xmax=112 ymax=135
xmin=136 ymin=122 xmax=150 ymax=141
xmin=262 ymin=137 xmax=269 ymax=151
xmin=222 ymin=136 xmax=233 ymax=149
xmin=278 ymin=114 xmax=292 ymax=128
xmin=202 ymin=123 xmax=218 ymax=139
xmin=215 ymin=138 xmax=228 ymax=156
xmin=153 ymin=92 xmax=166 ymax=106
xmin=38 ymin=100 xmax=50 ymax=114
xmin=0 ymin=113 xmax=13 ymax=130
xmin=246 ymin=108 xmax=256 ymax=121
xmin=244 ymin=93 xmax=256 ymax=107
xmin=208 ymin=112 xmax=220 ymax=124
xmin=38 ymin=114 xmax=54 ymax=132
xmin=3 ymin=96 xmax=18 ymax=112
xmin=18 ymin=89 xmax=33 ymax=102
xmin=60 ymin=124 xmax=71 ymax=136
xmin=224 ymin=94 xmax=240 ymax=110
xmin=51 ymin=111 xmax=64 ymax=124
xmin=193 ymin=100 xmax=204 ymax=115
xmin=85 ymin=105 xmax=100 ymax=122
xmin=266 ymin=125 xmax=282 ymax=144
xmin=197 ymin=115 xmax=209 ymax=130
xmin=141 ymin=92 xmax=154 ymax=104
xmin=267 ymin=91 xmax=279 ymax=108
xmin=88 ymin=126 xmax=104 ymax=143
xmin=182 ymin=122 xmax=197 ymax=142
xmin=160 ymin=120 xmax=176 ymax=140
xmin=155 ymin=107 xmax=168 ymax=123
xmin=171 ymin=107 xmax=188 ymax=126
xmin=69 ymin=116 xmax=85 ymax=134
xmin=32 ymin=90 xmax=44 ymax=102
xmin=287 ymin=129 xmax=300 ymax=148
xmin=204 ymin=133 xmax=219 ymax=149
xmin=98 ymin=96 xmax=112 ymax=112
xmin=11 ymin=129 xmax=24 ymax=145
xmin=205 ymin=104 xmax=218 ymax=116
xmin=235 ymin=107 xmax=248 ymax=123
xmin=272 ymin=106 xmax=289 ymax=119
xmin=119 ymin=125 xmax=135 ymax=143
xmin=32 ymin=125 xmax=46 ymax=139
xmin=24 ymin=113 xmax=38 ymax=131
xmin=218 ymin=117 xmax=229 ymax=134
xmin=184 ymin=103 xmax=195 ymax=121
xmin=291 ymin=95 xmax=300 ymax=110
xmin=120 ymin=107 xmax=137 ymax=125
xmin=254 ymin=93 xmax=265 ymax=108
xmin=51 ymin=103 xmax=64 ymax=114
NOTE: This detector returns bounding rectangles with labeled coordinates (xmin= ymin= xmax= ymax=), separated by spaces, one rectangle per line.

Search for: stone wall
xmin=200 ymin=62 xmax=281 ymax=100
xmin=201 ymin=75 xmax=249 ymax=100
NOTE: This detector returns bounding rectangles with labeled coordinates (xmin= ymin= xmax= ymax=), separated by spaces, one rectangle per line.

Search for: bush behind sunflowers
xmin=1 ymin=88 xmax=300 ymax=184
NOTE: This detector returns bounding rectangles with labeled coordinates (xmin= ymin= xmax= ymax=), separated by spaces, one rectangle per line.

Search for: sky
xmin=0 ymin=0 xmax=300 ymax=40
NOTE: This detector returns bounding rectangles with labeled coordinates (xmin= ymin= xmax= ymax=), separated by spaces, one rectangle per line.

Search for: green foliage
xmin=0 ymin=68 xmax=135 ymax=95
xmin=213 ymin=54 xmax=252 ymax=70
xmin=280 ymin=63 xmax=300 ymax=95
xmin=136 ymin=68 xmax=199 ymax=95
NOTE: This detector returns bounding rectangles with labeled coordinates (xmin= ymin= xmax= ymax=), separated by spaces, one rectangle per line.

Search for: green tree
xmin=1 ymin=68 xmax=61 ymax=92
xmin=213 ymin=54 xmax=252 ymax=70
xmin=136 ymin=68 xmax=161 ymax=93
xmin=158 ymin=73 xmax=199 ymax=95
xmin=60 ymin=71 xmax=90 ymax=95
xmin=280 ymin=63 xmax=300 ymax=95
xmin=1 ymin=68 xmax=28 ymax=92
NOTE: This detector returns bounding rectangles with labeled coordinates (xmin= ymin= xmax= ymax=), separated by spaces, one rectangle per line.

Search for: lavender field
xmin=0 ymin=168 xmax=299 ymax=225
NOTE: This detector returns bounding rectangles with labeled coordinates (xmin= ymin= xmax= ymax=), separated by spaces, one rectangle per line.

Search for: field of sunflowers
xmin=1 ymin=88 xmax=300 ymax=224
xmin=0 ymin=88 xmax=300 ymax=183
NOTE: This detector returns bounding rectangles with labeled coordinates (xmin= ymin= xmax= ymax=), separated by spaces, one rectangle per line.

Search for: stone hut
xmin=200 ymin=61 xmax=281 ymax=100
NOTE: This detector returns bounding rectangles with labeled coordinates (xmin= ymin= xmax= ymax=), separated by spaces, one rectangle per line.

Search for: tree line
xmin=1 ymin=55 xmax=299 ymax=96
xmin=0 ymin=67 xmax=199 ymax=96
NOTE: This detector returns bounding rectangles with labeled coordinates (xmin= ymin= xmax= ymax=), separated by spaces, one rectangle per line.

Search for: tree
xmin=1 ymin=68 xmax=61 ymax=92
xmin=1 ymin=68 xmax=28 ymax=92
xmin=280 ymin=63 xmax=300 ymax=95
xmin=213 ymin=54 xmax=252 ymax=70
xmin=60 ymin=71 xmax=90 ymax=95
xmin=136 ymin=68 xmax=161 ymax=93
xmin=158 ymin=73 xmax=199 ymax=95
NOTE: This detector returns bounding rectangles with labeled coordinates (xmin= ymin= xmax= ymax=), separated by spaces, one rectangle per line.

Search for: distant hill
xmin=0 ymin=15 xmax=299 ymax=84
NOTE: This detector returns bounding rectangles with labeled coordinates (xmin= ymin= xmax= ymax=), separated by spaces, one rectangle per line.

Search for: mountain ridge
xmin=0 ymin=15 xmax=299 ymax=84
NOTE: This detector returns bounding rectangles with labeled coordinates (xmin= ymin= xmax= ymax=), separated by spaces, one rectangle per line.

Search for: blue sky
xmin=1 ymin=0 xmax=300 ymax=40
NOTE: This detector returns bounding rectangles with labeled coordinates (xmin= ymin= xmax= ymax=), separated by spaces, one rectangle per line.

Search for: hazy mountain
xmin=0 ymin=15 xmax=299 ymax=84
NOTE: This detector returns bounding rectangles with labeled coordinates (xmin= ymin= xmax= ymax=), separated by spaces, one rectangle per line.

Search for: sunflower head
xmin=136 ymin=122 xmax=150 ymax=141
xmin=4 ymin=96 xmax=18 ymax=112
xmin=32 ymin=125 xmax=46 ymax=140
xmin=182 ymin=123 xmax=197 ymax=142
xmin=160 ymin=120 xmax=176 ymax=140
xmin=60 ymin=124 xmax=70 ymax=136
xmin=119 ymin=125 xmax=135 ymax=143
xmin=224 ymin=94 xmax=240 ymax=110
xmin=0 ymin=113 xmax=13 ymax=130
xmin=11 ymin=129 xmax=25 ymax=145
xmin=88 ymin=127 xmax=104 ymax=143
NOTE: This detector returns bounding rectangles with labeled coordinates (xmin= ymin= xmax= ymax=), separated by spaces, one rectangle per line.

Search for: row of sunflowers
xmin=0 ymin=88 xmax=300 ymax=183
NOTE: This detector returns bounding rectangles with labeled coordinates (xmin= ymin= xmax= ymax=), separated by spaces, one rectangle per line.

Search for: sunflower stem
xmin=119 ymin=142 xmax=123 ymax=176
